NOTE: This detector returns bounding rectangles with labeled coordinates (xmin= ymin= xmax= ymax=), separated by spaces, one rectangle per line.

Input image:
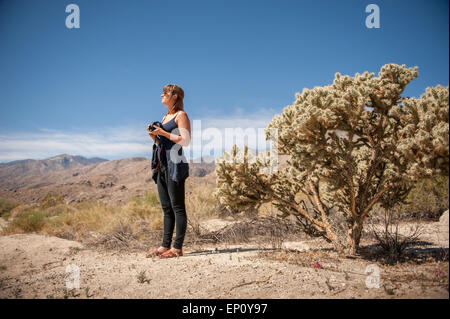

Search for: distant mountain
xmin=0 ymin=154 xmax=108 ymax=182
xmin=0 ymin=159 xmax=35 ymax=167
xmin=0 ymin=154 xmax=217 ymax=205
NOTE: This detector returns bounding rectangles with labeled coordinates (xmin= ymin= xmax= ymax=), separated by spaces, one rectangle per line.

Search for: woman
xmin=146 ymin=84 xmax=191 ymax=258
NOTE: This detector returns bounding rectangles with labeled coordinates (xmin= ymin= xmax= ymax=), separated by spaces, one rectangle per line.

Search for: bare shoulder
xmin=176 ymin=111 xmax=189 ymax=122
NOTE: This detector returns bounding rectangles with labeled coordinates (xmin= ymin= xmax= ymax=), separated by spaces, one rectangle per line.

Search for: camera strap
xmin=153 ymin=143 xmax=164 ymax=172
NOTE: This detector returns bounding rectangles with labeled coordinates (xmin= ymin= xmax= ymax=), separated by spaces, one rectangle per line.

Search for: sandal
xmin=159 ymin=249 xmax=183 ymax=259
xmin=145 ymin=247 xmax=169 ymax=258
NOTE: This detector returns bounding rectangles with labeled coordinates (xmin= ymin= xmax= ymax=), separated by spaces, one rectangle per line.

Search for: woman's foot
xmin=159 ymin=248 xmax=183 ymax=258
xmin=145 ymin=246 xmax=169 ymax=258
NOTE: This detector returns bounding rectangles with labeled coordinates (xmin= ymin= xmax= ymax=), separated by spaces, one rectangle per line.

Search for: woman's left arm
xmin=151 ymin=112 xmax=191 ymax=147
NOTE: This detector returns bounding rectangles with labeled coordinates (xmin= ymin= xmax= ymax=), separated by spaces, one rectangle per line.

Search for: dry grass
xmin=0 ymin=197 xmax=20 ymax=219
xmin=1 ymin=191 xmax=163 ymax=247
xmin=1 ymin=184 xmax=225 ymax=250
xmin=186 ymin=181 xmax=220 ymax=220
xmin=185 ymin=181 xmax=223 ymax=238
xmin=189 ymin=216 xmax=303 ymax=246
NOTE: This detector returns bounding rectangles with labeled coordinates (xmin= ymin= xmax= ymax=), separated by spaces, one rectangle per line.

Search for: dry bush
xmin=215 ymin=69 xmax=449 ymax=255
xmin=185 ymin=181 xmax=224 ymax=238
xmin=2 ymin=183 xmax=225 ymax=250
xmin=0 ymin=197 xmax=20 ymax=218
xmin=186 ymin=182 xmax=221 ymax=220
xmin=45 ymin=204 xmax=78 ymax=217
xmin=368 ymin=209 xmax=423 ymax=264
xmin=92 ymin=223 xmax=145 ymax=250
xmin=39 ymin=192 xmax=64 ymax=209
xmin=5 ymin=208 xmax=47 ymax=233
xmin=397 ymin=176 xmax=449 ymax=221
xmin=193 ymin=216 xmax=302 ymax=245
xmin=2 ymin=192 xmax=164 ymax=249
xmin=128 ymin=190 xmax=160 ymax=207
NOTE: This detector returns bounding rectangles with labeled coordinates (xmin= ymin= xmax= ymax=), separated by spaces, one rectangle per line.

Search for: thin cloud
xmin=0 ymin=109 xmax=278 ymax=163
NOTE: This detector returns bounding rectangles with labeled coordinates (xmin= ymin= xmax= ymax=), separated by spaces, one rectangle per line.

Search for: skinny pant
xmin=157 ymin=162 xmax=187 ymax=250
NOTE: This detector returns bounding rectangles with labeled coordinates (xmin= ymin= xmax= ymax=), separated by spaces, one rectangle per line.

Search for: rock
xmin=281 ymin=241 xmax=310 ymax=252
xmin=81 ymin=180 xmax=92 ymax=187
xmin=439 ymin=210 xmax=449 ymax=225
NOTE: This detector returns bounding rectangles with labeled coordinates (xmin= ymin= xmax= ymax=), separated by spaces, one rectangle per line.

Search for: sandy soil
xmin=0 ymin=217 xmax=448 ymax=299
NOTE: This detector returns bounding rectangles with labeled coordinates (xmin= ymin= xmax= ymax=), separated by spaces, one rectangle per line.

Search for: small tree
xmin=214 ymin=64 xmax=449 ymax=255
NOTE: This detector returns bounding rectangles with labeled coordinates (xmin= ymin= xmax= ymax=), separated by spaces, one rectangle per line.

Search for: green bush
xmin=10 ymin=209 xmax=47 ymax=232
xmin=398 ymin=175 xmax=449 ymax=221
xmin=0 ymin=197 xmax=20 ymax=218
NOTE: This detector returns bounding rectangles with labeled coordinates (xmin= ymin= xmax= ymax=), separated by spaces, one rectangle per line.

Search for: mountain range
xmin=0 ymin=154 xmax=216 ymax=205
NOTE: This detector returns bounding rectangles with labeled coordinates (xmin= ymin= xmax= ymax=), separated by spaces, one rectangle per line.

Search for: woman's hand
xmin=149 ymin=126 xmax=169 ymax=139
xmin=148 ymin=112 xmax=191 ymax=147
xmin=147 ymin=127 xmax=161 ymax=144
xmin=148 ymin=132 xmax=159 ymax=144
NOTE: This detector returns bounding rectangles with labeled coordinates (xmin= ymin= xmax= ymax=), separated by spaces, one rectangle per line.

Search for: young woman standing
xmin=147 ymin=84 xmax=191 ymax=258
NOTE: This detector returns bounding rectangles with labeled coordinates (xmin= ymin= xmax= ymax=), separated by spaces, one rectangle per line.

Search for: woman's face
xmin=161 ymin=90 xmax=177 ymax=107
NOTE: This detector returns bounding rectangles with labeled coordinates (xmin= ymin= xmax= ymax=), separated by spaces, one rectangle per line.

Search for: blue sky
xmin=0 ymin=0 xmax=448 ymax=162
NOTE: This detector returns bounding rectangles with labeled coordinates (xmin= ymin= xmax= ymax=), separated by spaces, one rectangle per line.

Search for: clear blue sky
xmin=0 ymin=0 xmax=448 ymax=162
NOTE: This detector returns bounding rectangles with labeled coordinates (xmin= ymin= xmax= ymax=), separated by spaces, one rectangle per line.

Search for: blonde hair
xmin=163 ymin=84 xmax=184 ymax=113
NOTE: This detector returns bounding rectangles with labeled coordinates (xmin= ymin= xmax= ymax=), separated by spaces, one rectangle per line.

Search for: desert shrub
xmin=1 ymin=195 xmax=166 ymax=248
xmin=8 ymin=208 xmax=48 ymax=233
xmin=369 ymin=209 xmax=423 ymax=264
xmin=186 ymin=182 xmax=221 ymax=220
xmin=56 ymin=202 xmax=121 ymax=232
xmin=95 ymin=222 xmax=142 ymax=250
xmin=130 ymin=191 xmax=160 ymax=207
xmin=398 ymin=176 xmax=449 ymax=221
xmin=47 ymin=199 xmax=163 ymax=243
xmin=123 ymin=201 xmax=162 ymax=228
xmin=215 ymin=64 xmax=449 ymax=254
xmin=45 ymin=203 xmax=78 ymax=217
xmin=0 ymin=197 xmax=20 ymax=218
xmin=39 ymin=192 xmax=64 ymax=209
xmin=124 ymin=191 xmax=163 ymax=228
xmin=194 ymin=216 xmax=302 ymax=245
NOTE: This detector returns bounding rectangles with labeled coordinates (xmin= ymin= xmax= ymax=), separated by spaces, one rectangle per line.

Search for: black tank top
xmin=159 ymin=112 xmax=180 ymax=167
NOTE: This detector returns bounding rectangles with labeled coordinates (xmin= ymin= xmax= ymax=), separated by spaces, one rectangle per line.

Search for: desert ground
xmin=0 ymin=213 xmax=448 ymax=299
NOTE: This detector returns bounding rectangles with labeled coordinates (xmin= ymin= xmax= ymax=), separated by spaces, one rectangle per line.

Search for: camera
xmin=148 ymin=121 xmax=163 ymax=139
xmin=148 ymin=121 xmax=163 ymax=132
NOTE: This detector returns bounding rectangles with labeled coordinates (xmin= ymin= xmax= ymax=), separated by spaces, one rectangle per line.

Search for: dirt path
xmin=0 ymin=218 xmax=448 ymax=299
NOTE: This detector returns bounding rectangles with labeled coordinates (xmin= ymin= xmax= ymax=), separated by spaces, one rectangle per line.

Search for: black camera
xmin=148 ymin=121 xmax=163 ymax=139
xmin=148 ymin=121 xmax=163 ymax=132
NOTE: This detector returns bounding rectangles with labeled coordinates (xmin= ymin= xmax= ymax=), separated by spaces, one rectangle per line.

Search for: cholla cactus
xmin=214 ymin=64 xmax=449 ymax=254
